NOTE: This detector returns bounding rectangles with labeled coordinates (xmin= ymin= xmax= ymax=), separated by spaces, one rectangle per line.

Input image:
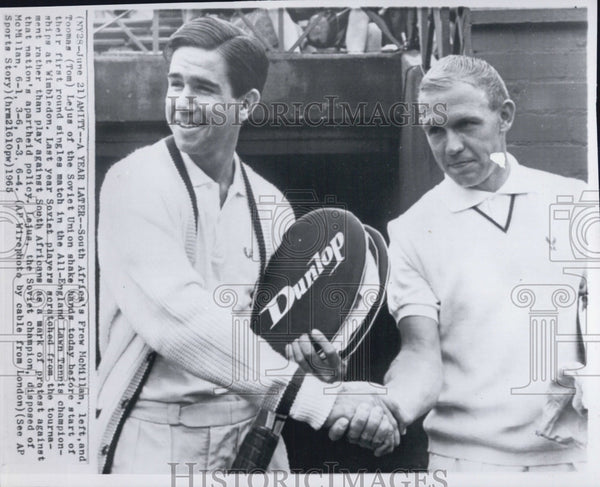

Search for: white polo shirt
xmin=387 ymin=154 xmax=587 ymax=465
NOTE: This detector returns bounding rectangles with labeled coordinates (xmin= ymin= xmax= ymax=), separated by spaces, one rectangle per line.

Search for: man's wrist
xmin=382 ymin=380 xmax=412 ymax=429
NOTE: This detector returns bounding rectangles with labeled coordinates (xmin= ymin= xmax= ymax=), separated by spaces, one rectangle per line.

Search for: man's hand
xmin=285 ymin=329 xmax=347 ymax=383
xmin=324 ymin=382 xmax=402 ymax=457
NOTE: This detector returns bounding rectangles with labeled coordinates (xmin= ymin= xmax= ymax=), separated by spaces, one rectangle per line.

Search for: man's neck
xmin=188 ymin=147 xmax=236 ymax=207
xmin=472 ymin=149 xmax=512 ymax=192
xmin=474 ymin=163 xmax=511 ymax=192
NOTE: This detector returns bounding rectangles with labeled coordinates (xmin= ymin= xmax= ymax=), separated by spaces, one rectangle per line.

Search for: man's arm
xmin=384 ymin=315 xmax=443 ymax=427
xmin=327 ymin=315 xmax=442 ymax=452
xmin=98 ymin=162 xmax=334 ymax=429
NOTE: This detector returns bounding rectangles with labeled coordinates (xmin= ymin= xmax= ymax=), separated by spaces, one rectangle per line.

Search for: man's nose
xmin=445 ymin=130 xmax=464 ymax=156
xmin=174 ymin=89 xmax=196 ymax=111
xmin=168 ymin=90 xmax=200 ymax=124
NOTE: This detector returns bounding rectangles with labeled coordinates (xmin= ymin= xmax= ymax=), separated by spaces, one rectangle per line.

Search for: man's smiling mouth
xmin=449 ymin=160 xmax=475 ymax=168
xmin=176 ymin=121 xmax=208 ymax=128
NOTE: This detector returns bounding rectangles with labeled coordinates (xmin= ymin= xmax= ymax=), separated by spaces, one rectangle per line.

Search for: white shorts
xmin=111 ymin=397 xmax=289 ymax=473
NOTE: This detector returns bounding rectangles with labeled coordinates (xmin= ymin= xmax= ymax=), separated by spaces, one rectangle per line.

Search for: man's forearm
xmin=384 ymin=347 xmax=443 ymax=427
xmin=383 ymin=315 xmax=443 ymax=428
xmin=322 ymin=315 xmax=443 ymax=451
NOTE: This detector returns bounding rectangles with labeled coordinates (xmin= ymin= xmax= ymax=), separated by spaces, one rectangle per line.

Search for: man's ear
xmin=498 ymin=99 xmax=516 ymax=133
xmin=238 ymin=88 xmax=261 ymax=123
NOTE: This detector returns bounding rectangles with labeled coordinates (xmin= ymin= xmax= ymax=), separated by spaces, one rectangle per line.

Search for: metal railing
xmin=93 ymin=10 xmax=181 ymax=54
xmin=93 ymin=7 xmax=472 ymax=62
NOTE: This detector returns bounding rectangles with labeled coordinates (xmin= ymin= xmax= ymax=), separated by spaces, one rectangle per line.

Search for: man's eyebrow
xmin=420 ymin=115 xmax=443 ymax=126
xmin=453 ymin=114 xmax=482 ymax=123
xmin=167 ymin=72 xmax=221 ymax=92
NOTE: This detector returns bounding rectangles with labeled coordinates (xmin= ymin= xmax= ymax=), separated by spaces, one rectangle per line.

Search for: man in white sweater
xmin=337 ymin=55 xmax=588 ymax=470
xmin=96 ymin=17 xmax=399 ymax=474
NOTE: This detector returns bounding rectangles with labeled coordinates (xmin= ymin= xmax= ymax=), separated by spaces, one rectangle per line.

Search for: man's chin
xmin=445 ymin=164 xmax=488 ymax=188
xmin=449 ymin=174 xmax=481 ymax=189
xmin=171 ymin=126 xmax=206 ymax=152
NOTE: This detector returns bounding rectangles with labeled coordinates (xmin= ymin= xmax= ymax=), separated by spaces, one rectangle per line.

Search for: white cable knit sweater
xmin=95 ymin=138 xmax=335 ymax=472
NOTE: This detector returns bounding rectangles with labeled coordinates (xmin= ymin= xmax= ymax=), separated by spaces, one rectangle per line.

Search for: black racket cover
xmin=253 ymin=208 xmax=367 ymax=355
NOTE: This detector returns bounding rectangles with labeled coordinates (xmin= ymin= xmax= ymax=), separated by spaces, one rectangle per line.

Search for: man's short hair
xmin=164 ymin=16 xmax=269 ymax=98
xmin=419 ymin=55 xmax=509 ymax=111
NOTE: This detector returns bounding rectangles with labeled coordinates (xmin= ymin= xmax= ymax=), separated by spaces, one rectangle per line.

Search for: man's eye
xmin=191 ymin=84 xmax=213 ymax=94
xmin=459 ymin=120 xmax=478 ymax=128
xmin=427 ymin=126 xmax=442 ymax=136
xmin=169 ymin=81 xmax=183 ymax=89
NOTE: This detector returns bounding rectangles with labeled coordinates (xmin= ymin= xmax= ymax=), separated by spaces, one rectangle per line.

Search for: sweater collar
xmin=440 ymin=153 xmax=536 ymax=212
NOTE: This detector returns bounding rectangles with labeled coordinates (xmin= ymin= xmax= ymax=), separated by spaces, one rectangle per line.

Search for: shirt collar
xmin=229 ymin=154 xmax=247 ymax=198
xmin=440 ymin=152 xmax=537 ymax=212
xmin=180 ymin=151 xmax=246 ymax=197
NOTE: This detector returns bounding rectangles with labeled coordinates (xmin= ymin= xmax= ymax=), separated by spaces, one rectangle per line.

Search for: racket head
xmin=254 ymin=208 xmax=367 ymax=356
xmin=337 ymin=224 xmax=390 ymax=360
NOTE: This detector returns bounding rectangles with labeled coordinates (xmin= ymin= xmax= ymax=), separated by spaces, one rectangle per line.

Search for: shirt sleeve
xmin=387 ymin=218 xmax=440 ymax=325
xmin=98 ymin=162 xmax=334 ymax=429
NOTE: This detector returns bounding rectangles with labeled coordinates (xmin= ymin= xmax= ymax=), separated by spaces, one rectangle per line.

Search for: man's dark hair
xmin=164 ymin=16 xmax=269 ymax=98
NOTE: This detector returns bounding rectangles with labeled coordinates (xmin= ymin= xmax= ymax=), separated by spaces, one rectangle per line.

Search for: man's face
xmin=420 ymin=81 xmax=512 ymax=190
xmin=165 ymin=46 xmax=242 ymax=156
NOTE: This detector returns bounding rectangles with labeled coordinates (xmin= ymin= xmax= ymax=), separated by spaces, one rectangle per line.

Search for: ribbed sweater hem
xmin=428 ymin=436 xmax=587 ymax=466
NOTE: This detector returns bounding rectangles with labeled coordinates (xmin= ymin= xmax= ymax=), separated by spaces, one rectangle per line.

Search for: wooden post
xmin=152 ymin=10 xmax=159 ymax=54
xmin=433 ymin=8 xmax=451 ymax=58
xmin=462 ymin=8 xmax=473 ymax=56
xmin=278 ymin=9 xmax=284 ymax=52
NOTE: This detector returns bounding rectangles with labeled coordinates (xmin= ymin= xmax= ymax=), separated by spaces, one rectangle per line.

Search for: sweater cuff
xmin=289 ymin=375 xmax=337 ymax=430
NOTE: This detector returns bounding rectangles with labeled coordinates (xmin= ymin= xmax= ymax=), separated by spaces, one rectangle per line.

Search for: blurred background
xmin=94 ymin=6 xmax=588 ymax=472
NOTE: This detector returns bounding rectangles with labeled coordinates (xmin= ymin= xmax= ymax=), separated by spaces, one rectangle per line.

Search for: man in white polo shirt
xmin=336 ymin=55 xmax=588 ymax=471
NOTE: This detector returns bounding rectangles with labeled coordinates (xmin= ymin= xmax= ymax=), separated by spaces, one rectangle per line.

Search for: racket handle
xmin=229 ymin=371 xmax=303 ymax=472
xmin=229 ymin=425 xmax=279 ymax=472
